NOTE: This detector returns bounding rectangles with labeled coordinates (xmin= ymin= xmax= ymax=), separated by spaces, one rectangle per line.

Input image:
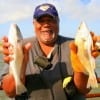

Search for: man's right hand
xmin=1 ymin=36 xmax=32 ymax=97
xmin=2 ymin=36 xmax=11 ymax=63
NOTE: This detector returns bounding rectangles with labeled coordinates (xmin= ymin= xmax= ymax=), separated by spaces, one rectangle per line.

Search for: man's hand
xmin=2 ymin=36 xmax=32 ymax=97
xmin=69 ymin=32 xmax=99 ymax=94
xmin=69 ymin=32 xmax=99 ymax=72
xmin=2 ymin=36 xmax=32 ymax=64
xmin=2 ymin=36 xmax=11 ymax=63
xmin=69 ymin=42 xmax=86 ymax=73
xmin=2 ymin=36 xmax=32 ymax=82
xmin=90 ymin=32 xmax=100 ymax=58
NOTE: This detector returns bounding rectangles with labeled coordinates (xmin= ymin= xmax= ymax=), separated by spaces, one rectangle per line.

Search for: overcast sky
xmin=0 ymin=0 xmax=100 ymax=38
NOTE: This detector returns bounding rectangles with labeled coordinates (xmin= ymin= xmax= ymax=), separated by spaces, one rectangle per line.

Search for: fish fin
xmin=16 ymin=81 xmax=27 ymax=95
xmin=90 ymin=57 xmax=95 ymax=69
xmin=87 ymin=72 xmax=98 ymax=88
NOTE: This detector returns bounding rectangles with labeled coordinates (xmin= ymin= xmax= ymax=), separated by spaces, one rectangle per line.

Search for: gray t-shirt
xmin=23 ymin=35 xmax=73 ymax=100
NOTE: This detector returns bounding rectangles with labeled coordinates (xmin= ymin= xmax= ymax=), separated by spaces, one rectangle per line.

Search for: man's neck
xmin=39 ymin=42 xmax=55 ymax=57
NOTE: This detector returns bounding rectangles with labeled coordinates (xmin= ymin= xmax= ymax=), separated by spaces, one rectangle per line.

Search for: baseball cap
xmin=33 ymin=3 xmax=59 ymax=20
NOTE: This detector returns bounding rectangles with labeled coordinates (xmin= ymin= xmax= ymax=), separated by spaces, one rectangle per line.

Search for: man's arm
xmin=73 ymin=72 xmax=90 ymax=94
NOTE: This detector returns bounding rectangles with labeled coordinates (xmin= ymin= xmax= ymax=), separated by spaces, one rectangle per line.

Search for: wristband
xmin=63 ymin=76 xmax=78 ymax=96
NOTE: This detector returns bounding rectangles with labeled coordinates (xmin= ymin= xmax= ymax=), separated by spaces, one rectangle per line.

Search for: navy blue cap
xmin=33 ymin=3 xmax=59 ymax=20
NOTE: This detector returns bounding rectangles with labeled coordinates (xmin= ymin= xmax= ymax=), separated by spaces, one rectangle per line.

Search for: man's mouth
xmin=41 ymin=30 xmax=54 ymax=34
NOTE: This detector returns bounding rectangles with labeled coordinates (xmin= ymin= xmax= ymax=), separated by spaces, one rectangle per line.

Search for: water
xmin=0 ymin=54 xmax=100 ymax=100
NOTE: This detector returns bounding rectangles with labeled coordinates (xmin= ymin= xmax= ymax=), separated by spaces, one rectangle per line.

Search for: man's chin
xmin=43 ymin=40 xmax=55 ymax=45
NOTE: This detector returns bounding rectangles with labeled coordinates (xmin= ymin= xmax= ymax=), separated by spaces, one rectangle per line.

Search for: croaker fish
xmin=75 ymin=21 xmax=98 ymax=88
xmin=8 ymin=24 xmax=27 ymax=94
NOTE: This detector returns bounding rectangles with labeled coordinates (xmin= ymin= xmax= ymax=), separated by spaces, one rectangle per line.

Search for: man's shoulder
xmin=58 ymin=35 xmax=74 ymax=44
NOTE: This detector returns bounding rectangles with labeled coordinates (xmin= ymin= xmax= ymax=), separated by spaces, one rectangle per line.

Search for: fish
xmin=75 ymin=21 xmax=98 ymax=88
xmin=8 ymin=24 xmax=27 ymax=94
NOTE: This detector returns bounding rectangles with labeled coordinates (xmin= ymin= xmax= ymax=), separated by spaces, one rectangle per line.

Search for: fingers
xmin=96 ymin=36 xmax=100 ymax=41
xmin=23 ymin=42 xmax=32 ymax=63
xmin=92 ymin=52 xmax=99 ymax=58
xmin=69 ymin=41 xmax=86 ymax=73
xmin=70 ymin=47 xmax=86 ymax=73
xmin=69 ymin=41 xmax=77 ymax=53
xmin=3 ymin=56 xmax=11 ymax=64
xmin=90 ymin=31 xmax=97 ymax=46
xmin=2 ymin=36 xmax=32 ymax=65
xmin=2 ymin=36 xmax=8 ymax=42
xmin=90 ymin=32 xmax=100 ymax=57
xmin=2 ymin=36 xmax=11 ymax=63
xmin=23 ymin=42 xmax=32 ymax=54
xmin=2 ymin=36 xmax=10 ymax=55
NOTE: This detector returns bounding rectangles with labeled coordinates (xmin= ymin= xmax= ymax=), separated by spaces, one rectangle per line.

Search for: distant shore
xmin=0 ymin=46 xmax=3 ymax=53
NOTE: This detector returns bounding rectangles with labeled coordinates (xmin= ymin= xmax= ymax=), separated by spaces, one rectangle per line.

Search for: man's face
xmin=33 ymin=15 xmax=59 ymax=45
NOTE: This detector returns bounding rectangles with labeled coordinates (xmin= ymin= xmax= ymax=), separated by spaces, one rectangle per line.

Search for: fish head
xmin=75 ymin=21 xmax=93 ymax=52
xmin=75 ymin=21 xmax=92 ymax=45
xmin=77 ymin=21 xmax=90 ymax=39
xmin=8 ymin=24 xmax=23 ymax=44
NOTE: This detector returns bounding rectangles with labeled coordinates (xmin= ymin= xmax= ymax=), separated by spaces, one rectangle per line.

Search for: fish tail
xmin=87 ymin=72 xmax=98 ymax=88
xmin=16 ymin=80 xmax=27 ymax=95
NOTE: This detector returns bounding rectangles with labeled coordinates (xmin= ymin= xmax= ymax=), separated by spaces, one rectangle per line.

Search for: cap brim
xmin=35 ymin=12 xmax=56 ymax=20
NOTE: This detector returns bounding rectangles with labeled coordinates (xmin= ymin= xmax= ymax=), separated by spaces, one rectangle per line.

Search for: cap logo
xmin=39 ymin=5 xmax=50 ymax=11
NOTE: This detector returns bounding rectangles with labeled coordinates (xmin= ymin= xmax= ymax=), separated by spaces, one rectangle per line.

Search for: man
xmin=0 ymin=3 xmax=99 ymax=100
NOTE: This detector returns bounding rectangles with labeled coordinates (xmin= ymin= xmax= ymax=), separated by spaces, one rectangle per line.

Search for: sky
xmin=0 ymin=0 xmax=100 ymax=39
